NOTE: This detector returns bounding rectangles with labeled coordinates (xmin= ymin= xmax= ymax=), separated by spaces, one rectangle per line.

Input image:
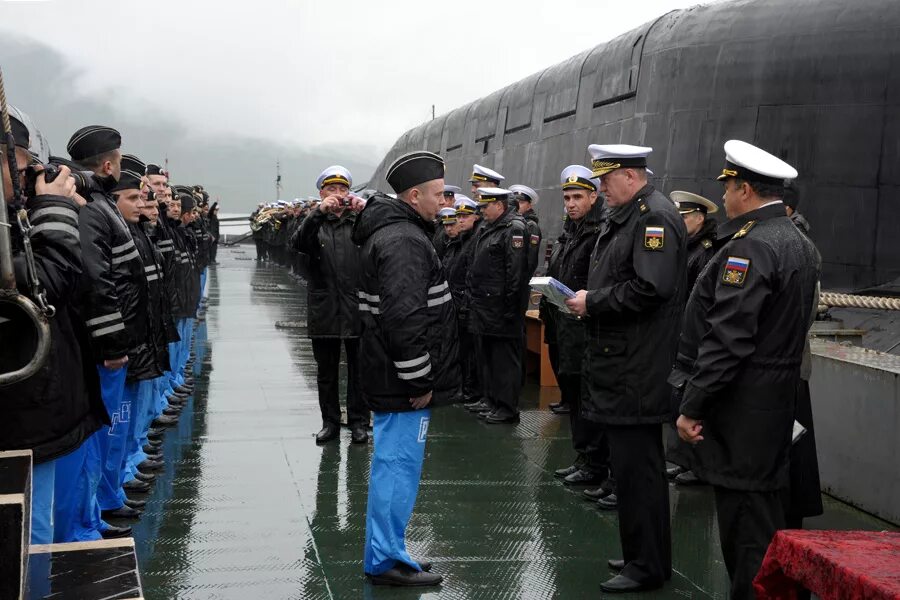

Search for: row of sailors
xmin=0 ymin=110 xmax=217 ymax=544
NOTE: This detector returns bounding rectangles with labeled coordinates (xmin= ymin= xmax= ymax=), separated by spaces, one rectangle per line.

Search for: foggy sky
xmin=0 ymin=0 xmax=700 ymax=211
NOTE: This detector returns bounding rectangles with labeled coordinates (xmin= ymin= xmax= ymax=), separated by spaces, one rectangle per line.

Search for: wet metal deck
xmin=131 ymin=247 xmax=895 ymax=599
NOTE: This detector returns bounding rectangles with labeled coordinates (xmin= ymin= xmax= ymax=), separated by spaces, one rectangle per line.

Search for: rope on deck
xmin=819 ymin=292 xmax=900 ymax=311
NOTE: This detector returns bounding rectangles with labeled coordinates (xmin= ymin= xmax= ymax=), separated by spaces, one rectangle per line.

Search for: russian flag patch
xmin=644 ymin=226 xmax=665 ymax=251
xmin=722 ymin=256 xmax=751 ymax=287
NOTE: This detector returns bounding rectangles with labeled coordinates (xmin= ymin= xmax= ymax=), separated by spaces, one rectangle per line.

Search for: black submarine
xmin=366 ymin=0 xmax=900 ymax=293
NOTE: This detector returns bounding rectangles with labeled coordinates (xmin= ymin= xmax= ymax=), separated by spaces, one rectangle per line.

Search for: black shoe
xmin=162 ymin=407 xmax=180 ymax=417
xmin=554 ymin=465 xmax=579 ymax=479
xmin=151 ymin=414 xmax=178 ymax=428
xmin=174 ymin=385 xmax=192 ymax=395
xmin=183 ymin=377 xmax=195 ymax=386
xmin=133 ymin=471 xmax=156 ymax=484
xmin=465 ymin=401 xmax=490 ymax=413
xmin=608 ymin=559 xmax=625 ymax=572
xmin=564 ymin=469 xmax=606 ymax=486
xmin=142 ymin=444 xmax=161 ymax=455
xmin=123 ymin=480 xmax=151 ymax=493
xmin=418 ymin=561 xmax=432 ymax=572
xmin=548 ymin=402 xmax=564 ymax=411
xmin=350 ymin=425 xmax=369 ymax=444
xmin=675 ymin=470 xmax=704 ymax=486
xmin=484 ymin=412 xmax=520 ymax=425
xmin=599 ymin=574 xmax=662 ymax=593
xmin=550 ymin=404 xmax=571 ymax=415
xmin=366 ymin=565 xmax=443 ymax=587
xmin=147 ymin=428 xmax=165 ymax=441
xmin=124 ymin=498 xmax=146 ymax=510
xmin=170 ymin=390 xmax=189 ymax=400
xmin=315 ymin=423 xmax=340 ymax=444
xmin=583 ymin=487 xmax=611 ymax=500
xmin=100 ymin=524 xmax=133 ymax=539
xmin=596 ymin=493 xmax=618 ymax=510
xmin=138 ymin=459 xmax=164 ymax=473
xmin=101 ymin=505 xmax=142 ymax=520
xmin=666 ymin=465 xmax=686 ymax=480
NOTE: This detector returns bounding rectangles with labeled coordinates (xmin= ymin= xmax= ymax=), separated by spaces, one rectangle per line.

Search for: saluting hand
xmin=677 ymin=414 xmax=704 ymax=443
xmin=410 ymin=391 xmax=432 ymax=409
xmin=565 ymin=290 xmax=589 ymax=317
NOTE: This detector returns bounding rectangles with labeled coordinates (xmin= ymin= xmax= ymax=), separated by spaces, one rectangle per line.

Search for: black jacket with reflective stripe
xmin=352 ymin=194 xmax=460 ymax=412
xmin=125 ymin=222 xmax=166 ymax=383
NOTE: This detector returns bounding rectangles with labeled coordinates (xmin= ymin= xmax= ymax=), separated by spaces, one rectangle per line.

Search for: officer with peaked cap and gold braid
xmin=672 ymin=140 xmax=820 ymax=600
xmin=446 ymin=195 xmax=481 ymax=403
xmin=509 ymin=184 xmax=543 ymax=276
xmin=566 ymin=144 xmax=686 ymax=593
xmin=468 ymin=163 xmax=504 ymax=197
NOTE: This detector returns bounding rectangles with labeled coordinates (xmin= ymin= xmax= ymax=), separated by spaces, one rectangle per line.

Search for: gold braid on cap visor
xmin=591 ymin=160 xmax=622 ymax=176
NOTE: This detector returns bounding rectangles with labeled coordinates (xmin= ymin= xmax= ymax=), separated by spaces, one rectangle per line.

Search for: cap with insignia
xmin=469 ymin=164 xmax=504 ymax=185
xmin=67 ymin=125 xmax=122 ymax=161
xmin=316 ymin=165 xmax=352 ymax=190
xmin=146 ymin=163 xmax=168 ymax=177
xmin=560 ymin=165 xmax=597 ymax=191
xmin=716 ymin=140 xmax=798 ymax=185
xmin=386 ymin=151 xmax=445 ymax=194
xmin=476 ymin=187 xmax=511 ymax=204
xmin=670 ymin=191 xmax=718 ymax=215
xmin=438 ymin=207 xmax=458 ymax=225
xmin=444 ymin=184 xmax=461 ymax=196
xmin=454 ymin=195 xmax=478 ymax=214
xmin=114 ymin=154 xmax=146 ymax=191
xmin=588 ymin=144 xmax=653 ymax=177
xmin=509 ymin=184 xmax=539 ymax=205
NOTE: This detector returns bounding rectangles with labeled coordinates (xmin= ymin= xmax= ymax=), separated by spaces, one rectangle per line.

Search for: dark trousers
xmin=559 ymin=373 xmax=609 ymax=475
xmin=254 ymin=238 xmax=266 ymax=260
xmin=209 ymin=241 xmax=218 ymax=263
xmin=479 ymin=334 xmax=523 ymax=418
xmin=459 ymin=324 xmax=479 ymax=400
xmin=607 ymin=424 xmax=671 ymax=585
xmin=714 ymin=486 xmax=784 ymax=600
xmin=310 ymin=337 xmax=368 ymax=427
xmin=665 ymin=423 xmax=693 ymax=470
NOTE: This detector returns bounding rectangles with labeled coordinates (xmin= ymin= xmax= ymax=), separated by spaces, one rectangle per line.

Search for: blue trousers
xmin=364 ymin=409 xmax=431 ymax=575
xmin=96 ymin=365 xmax=128 ymax=512
xmin=31 ymin=459 xmax=55 ymax=544
xmin=124 ymin=379 xmax=155 ymax=480
xmin=54 ymin=436 xmax=101 ymax=542
xmin=198 ymin=268 xmax=207 ymax=309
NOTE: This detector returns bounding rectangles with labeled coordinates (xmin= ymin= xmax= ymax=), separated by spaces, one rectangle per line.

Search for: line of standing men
xmin=0 ymin=110 xmax=216 ymax=545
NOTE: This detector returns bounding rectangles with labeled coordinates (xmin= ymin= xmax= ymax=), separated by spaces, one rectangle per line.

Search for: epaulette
xmin=636 ymin=197 xmax=650 ymax=214
xmin=733 ymin=220 xmax=757 ymax=239
xmin=702 ymin=238 xmax=713 ymax=249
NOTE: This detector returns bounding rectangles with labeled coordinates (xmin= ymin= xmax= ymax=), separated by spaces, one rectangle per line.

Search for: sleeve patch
xmin=722 ymin=256 xmax=750 ymax=287
xmin=512 ymin=235 xmax=524 ymax=249
xmin=644 ymin=226 xmax=665 ymax=251
xmin=530 ymin=234 xmax=540 ymax=246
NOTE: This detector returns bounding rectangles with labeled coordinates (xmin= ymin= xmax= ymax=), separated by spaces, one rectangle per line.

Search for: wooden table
xmin=525 ymin=310 xmax=558 ymax=388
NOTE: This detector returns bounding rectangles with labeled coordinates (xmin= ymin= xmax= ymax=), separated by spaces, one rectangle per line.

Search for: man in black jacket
xmin=665 ymin=190 xmax=719 ymax=487
xmin=70 ymin=125 xmax=141 ymax=539
xmin=293 ymin=166 xmax=367 ymax=444
xmin=674 ymin=141 xmax=819 ymax=600
xmin=466 ymin=187 xmax=530 ymax=424
xmin=0 ymin=111 xmax=106 ymax=543
xmin=445 ymin=195 xmax=480 ymax=404
xmin=510 ymin=184 xmax=543 ymax=277
xmin=353 ymin=151 xmax=457 ymax=587
xmin=566 ymin=144 xmax=686 ymax=593
xmin=550 ymin=166 xmax=611 ymax=490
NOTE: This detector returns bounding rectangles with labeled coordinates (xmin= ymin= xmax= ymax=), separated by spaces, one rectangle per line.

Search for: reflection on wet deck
xmin=131 ymin=247 xmax=895 ymax=599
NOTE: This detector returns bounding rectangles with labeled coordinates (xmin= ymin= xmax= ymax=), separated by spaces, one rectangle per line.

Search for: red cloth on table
xmin=754 ymin=529 xmax=900 ymax=600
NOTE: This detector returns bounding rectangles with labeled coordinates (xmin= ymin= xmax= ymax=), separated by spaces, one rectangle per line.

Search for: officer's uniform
xmin=353 ymin=152 xmax=458 ymax=587
xmin=509 ymin=184 xmax=543 ymax=277
xmin=582 ymin=145 xmax=686 ymax=590
xmin=553 ymin=167 xmax=610 ymax=485
xmin=432 ymin=184 xmax=460 ymax=258
xmin=445 ymin=196 xmax=480 ymax=402
xmin=466 ymin=188 xmax=530 ymax=423
xmin=293 ymin=166 xmax=367 ymax=442
xmin=673 ymin=141 xmax=820 ymax=600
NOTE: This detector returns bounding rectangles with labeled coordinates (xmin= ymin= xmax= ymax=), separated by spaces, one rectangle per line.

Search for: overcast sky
xmin=0 ymin=0 xmax=701 ymax=160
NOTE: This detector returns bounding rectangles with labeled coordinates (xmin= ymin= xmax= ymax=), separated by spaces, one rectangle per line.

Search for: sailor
xmin=433 ymin=184 xmax=462 ymax=257
xmin=465 ymin=187 xmax=530 ymax=424
xmin=292 ymin=165 xmax=368 ymax=444
xmin=468 ymin=163 xmax=504 ymax=197
xmin=446 ymin=195 xmax=481 ymax=404
xmin=70 ymin=125 xmax=143 ymax=539
xmin=0 ymin=111 xmax=107 ymax=544
xmin=509 ymin=184 xmax=543 ymax=276
xmin=673 ymin=140 xmax=820 ymax=600
xmin=666 ymin=191 xmax=720 ymax=486
xmin=352 ymin=151 xmax=459 ymax=587
xmin=550 ymin=167 xmax=612 ymax=492
xmin=566 ymin=144 xmax=686 ymax=593
xmin=442 ymin=184 xmax=460 ymax=209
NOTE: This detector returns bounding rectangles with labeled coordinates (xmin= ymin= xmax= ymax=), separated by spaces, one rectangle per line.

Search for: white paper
xmin=530 ymin=276 xmax=576 ymax=314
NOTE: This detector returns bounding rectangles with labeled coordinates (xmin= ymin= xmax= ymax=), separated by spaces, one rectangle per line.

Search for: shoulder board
xmin=702 ymin=238 xmax=713 ymax=249
xmin=733 ymin=220 xmax=757 ymax=239
xmin=635 ymin=197 xmax=650 ymax=214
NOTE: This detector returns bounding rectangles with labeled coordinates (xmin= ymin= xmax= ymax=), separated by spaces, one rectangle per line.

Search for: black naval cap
xmin=178 ymin=193 xmax=195 ymax=211
xmin=67 ymin=126 xmax=122 ymax=161
xmin=386 ymin=151 xmax=444 ymax=194
xmin=146 ymin=163 xmax=168 ymax=177
xmin=114 ymin=154 xmax=146 ymax=192
xmin=7 ymin=112 xmax=30 ymax=149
